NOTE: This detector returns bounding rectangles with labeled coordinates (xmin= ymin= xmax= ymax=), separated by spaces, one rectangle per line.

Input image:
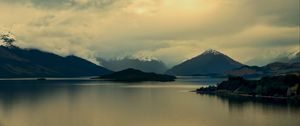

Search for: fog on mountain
xmin=98 ymin=57 xmax=168 ymax=74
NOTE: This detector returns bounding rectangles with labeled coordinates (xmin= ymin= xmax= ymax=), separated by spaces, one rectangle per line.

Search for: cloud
xmin=0 ymin=0 xmax=122 ymax=9
xmin=0 ymin=0 xmax=299 ymax=66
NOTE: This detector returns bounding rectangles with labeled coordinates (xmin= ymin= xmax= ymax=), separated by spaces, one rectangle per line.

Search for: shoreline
xmin=194 ymin=90 xmax=300 ymax=102
xmin=194 ymin=75 xmax=300 ymax=103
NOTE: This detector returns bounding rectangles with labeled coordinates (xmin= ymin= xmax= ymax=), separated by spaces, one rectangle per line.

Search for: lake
xmin=0 ymin=77 xmax=299 ymax=126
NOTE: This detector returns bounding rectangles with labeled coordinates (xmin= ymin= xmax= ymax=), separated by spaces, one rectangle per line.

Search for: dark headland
xmin=92 ymin=68 xmax=176 ymax=82
xmin=195 ymin=74 xmax=300 ymax=102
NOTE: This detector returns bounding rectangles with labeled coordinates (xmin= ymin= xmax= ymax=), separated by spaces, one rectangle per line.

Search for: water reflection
xmin=0 ymin=80 xmax=299 ymax=126
xmin=215 ymin=94 xmax=300 ymax=115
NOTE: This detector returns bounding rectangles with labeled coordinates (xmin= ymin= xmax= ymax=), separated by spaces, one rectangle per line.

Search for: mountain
xmin=93 ymin=68 xmax=176 ymax=82
xmin=271 ymin=51 xmax=300 ymax=64
xmin=166 ymin=49 xmax=244 ymax=76
xmin=264 ymin=62 xmax=300 ymax=75
xmin=0 ymin=45 xmax=112 ymax=78
xmin=246 ymin=51 xmax=300 ymax=66
xmin=288 ymin=52 xmax=300 ymax=63
xmin=225 ymin=66 xmax=266 ymax=78
xmin=227 ymin=62 xmax=300 ymax=78
xmin=97 ymin=57 xmax=168 ymax=73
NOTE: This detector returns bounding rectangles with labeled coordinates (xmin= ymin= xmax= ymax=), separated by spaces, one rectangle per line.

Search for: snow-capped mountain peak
xmin=202 ymin=49 xmax=222 ymax=55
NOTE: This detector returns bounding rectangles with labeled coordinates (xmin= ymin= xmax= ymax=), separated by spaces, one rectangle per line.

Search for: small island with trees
xmin=92 ymin=68 xmax=176 ymax=82
xmin=195 ymin=74 xmax=300 ymax=101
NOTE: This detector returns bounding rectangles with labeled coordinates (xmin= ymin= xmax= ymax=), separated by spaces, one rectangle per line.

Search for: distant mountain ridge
xmin=0 ymin=45 xmax=112 ymax=78
xmin=166 ymin=49 xmax=244 ymax=76
xmin=227 ymin=62 xmax=300 ymax=78
xmin=1 ymin=42 xmax=298 ymax=78
xmin=288 ymin=52 xmax=300 ymax=63
xmin=246 ymin=51 xmax=300 ymax=66
xmin=98 ymin=57 xmax=168 ymax=73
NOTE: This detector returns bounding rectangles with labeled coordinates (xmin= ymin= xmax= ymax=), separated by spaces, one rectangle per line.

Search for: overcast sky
xmin=0 ymin=0 xmax=299 ymax=66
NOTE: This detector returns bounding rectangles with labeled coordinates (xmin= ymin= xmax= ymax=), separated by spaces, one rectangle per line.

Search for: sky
xmin=0 ymin=0 xmax=299 ymax=67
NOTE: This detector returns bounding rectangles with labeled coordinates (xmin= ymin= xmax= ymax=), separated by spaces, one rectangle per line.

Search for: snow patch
xmin=202 ymin=49 xmax=222 ymax=55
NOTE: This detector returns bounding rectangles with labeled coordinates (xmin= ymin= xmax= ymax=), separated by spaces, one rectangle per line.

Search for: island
xmin=195 ymin=74 xmax=300 ymax=101
xmin=92 ymin=68 xmax=176 ymax=82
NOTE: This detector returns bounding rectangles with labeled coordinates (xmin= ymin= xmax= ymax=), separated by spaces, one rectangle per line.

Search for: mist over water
xmin=0 ymin=78 xmax=299 ymax=126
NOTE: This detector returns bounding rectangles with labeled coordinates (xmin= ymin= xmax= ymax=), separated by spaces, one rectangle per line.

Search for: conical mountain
xmin=166 ymin=49 xmax=244 ymax=76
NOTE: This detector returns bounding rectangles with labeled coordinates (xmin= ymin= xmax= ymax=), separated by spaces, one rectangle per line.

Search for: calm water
xmin=0 ymin=77 xmax=299 ymax=126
